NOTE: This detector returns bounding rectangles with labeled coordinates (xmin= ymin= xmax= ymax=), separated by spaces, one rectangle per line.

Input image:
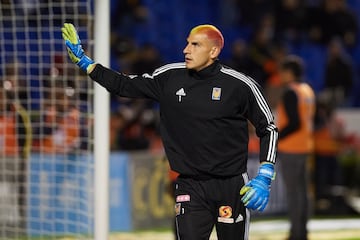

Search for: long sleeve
xmin=89 ymin=64 xmax=162 ymax=101
xmin=246 ymin=80 xmax=278 ymax=164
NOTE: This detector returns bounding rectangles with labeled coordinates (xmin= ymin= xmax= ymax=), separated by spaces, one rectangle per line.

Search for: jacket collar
xmin=189 ymin=60 xmax=221 ymax=79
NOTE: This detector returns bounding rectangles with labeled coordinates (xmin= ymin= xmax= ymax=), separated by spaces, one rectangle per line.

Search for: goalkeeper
xmin=62 ymin=23 xmax=278 ymax=240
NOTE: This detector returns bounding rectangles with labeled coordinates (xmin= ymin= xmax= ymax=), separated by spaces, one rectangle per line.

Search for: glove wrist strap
xmin=258 ymin=163 xmax=275 ymax=181
xmin=77 ymin=55 xmax=94 ymax=72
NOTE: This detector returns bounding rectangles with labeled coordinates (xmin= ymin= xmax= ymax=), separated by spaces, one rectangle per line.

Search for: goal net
xmin=0 ymin=0 xmax=95 ymax=239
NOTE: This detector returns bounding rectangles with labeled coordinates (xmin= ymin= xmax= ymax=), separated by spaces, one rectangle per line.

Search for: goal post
xmin=93 ymin=0 xmax=110 ymax=239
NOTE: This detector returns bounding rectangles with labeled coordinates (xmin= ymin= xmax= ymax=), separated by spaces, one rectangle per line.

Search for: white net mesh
xmin=0 ymin=0 xmax=94 ymax=239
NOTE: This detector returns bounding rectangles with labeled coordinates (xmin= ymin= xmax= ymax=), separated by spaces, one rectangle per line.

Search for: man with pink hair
xmin=62 ymin=23 xmax=278 ymax=240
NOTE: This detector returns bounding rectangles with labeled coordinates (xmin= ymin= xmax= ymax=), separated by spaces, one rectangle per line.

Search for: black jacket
xmin=90 ymin=61 xmax=278 ymax=177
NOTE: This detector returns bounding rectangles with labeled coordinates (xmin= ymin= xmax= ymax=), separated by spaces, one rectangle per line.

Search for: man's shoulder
xmin=219 ymin=65 xmax=260 ymax=87
xmin=153 ymin=62 xmax=186 ymax=76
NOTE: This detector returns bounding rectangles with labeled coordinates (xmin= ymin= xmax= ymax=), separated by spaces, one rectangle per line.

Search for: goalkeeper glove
xmin=240 ymin=162 xmax=275 ymax=211
xmin=61 ymin=23 xmax=94 ymax=73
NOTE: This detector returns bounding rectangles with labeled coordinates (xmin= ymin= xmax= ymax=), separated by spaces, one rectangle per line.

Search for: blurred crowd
xmin=1 ymin=0 xmax=359 ymax=154
xmin=107 ymin=0 xmax=360 ymax=152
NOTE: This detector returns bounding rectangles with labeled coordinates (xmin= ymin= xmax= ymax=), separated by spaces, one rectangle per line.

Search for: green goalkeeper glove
xmin=61 ymin=23 xmax=94 ymax=73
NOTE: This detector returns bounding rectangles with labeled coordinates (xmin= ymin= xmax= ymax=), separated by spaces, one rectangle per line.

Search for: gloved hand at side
xmin=61 ymin=23 xmax=94 ymax=73
xmin=240 ymin=162 xmax=275 ymax=211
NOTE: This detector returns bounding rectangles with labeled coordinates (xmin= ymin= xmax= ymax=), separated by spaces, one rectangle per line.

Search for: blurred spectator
xmin=110 ymin=107 xmax=163 ymax=152
xmin=307 ymin=0 xmax=358 ymax=48
xmin=111 ymin=98 xmax=151 ymax=151
xmin=111 ymin=34 xmax=137 ymax=73
xmin=109 ymin=111 xmax=125 ymax=151
xmin=33 ymin=80 xmax=81 ymax=154
xmin=320 ymin=38 xmax=354 ymax=107
xmin=0 ymin=68 xmax=31 ymax=158
xmin=236 ymin=0 xmax=274 ymax=28
xmin=224 ymin=38 xmax=253 ymax=76
xmin=0 ymin=76 xmax=31 ymax=234
xmin=111 ymin=0 xmax=148 ymax=37
xmin=44 ymin=53 xmax=93 ymax=152
xmin=265 ymin=41 xmax=290 ymax=109
xmin=110 ymin=43 xmax=163 ymax=152
xmin=225 ymin=34 xmax=284 ymax=107
xmin=131 ymin=43 xmax=163 ymax=74
xmin=274 ymin=0 xmax=308 ymax=43
xmin=3 ymin=60 xmax=28 ymax=109
xmin=131 ymin=41 xmax=163 ymax=152
xmin=313 ymin=97 xmax=346 ymax=212
xmin=142 ymin=107 xmax=162 ymax=153
xmin=276 ymin=55 xmax=316 ymax=240
xmin=247 ymin=14 xmax=277 ymax=87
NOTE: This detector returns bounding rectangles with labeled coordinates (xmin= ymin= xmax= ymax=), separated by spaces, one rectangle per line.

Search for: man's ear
xmin=210 ymin=46 xmax=220 ymax=59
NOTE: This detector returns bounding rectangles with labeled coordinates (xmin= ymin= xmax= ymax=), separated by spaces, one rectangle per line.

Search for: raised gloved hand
xmin=240 ymin=162 xmax=275 ymax=211
xmin=61 ymin=23 xmax=94 ymax=72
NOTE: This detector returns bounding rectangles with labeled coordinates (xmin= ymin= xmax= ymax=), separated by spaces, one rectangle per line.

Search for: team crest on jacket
xmin=212 ymin=87 xmax=221 ymax=100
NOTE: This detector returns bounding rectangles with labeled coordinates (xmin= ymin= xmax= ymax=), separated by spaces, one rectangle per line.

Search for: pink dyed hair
xmin=190 ymin=24 xmax=224 ymax=49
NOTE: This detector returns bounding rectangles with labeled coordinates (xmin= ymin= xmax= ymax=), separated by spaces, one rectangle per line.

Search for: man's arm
xmin=240 ymin=79 xmax=278 ymax=211
xmin=89 ymin=64 xmax=161 ymax=100
xmin=61 ymin=23 xmax=161 ymax=100
xmin=246 ymin=82 xmax=278 ymax=164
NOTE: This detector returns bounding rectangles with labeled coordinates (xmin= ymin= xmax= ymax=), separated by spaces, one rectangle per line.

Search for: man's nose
xmin=183 ymin=44 xmax=189 ymax=54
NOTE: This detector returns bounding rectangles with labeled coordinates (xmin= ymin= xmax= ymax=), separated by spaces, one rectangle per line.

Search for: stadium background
xmin=108 ymin=0 xmax=360 ymax=107
xmin=0 ymin=0 xmax=360 ymax=239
